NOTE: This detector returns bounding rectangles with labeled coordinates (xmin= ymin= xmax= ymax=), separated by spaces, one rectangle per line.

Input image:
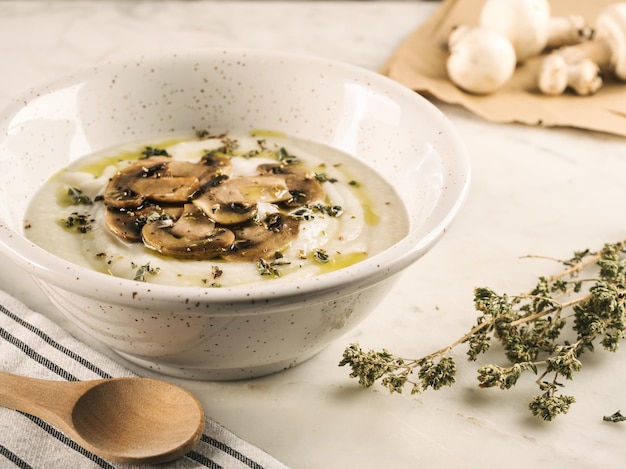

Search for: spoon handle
xmin=0 ymin=371 xmax=93 ymax=429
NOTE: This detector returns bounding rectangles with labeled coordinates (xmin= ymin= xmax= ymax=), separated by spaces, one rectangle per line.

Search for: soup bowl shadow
xmin=0 ymin=49 xmax=469 ymax=380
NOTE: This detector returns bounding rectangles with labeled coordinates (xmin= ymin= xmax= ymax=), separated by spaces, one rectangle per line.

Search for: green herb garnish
xmin=257 ymin=255 xmax=291 ymax=278
xmin=62 ymin=212 xmax=93 ymax=233
xmin=312 ymin=249 xmax=331 ymax=264
xmin=603 ymin=410 xmax=626 ymax=423
xmin=257 ymin=258 xmax=281 ymax=277
xmin=311 ymin=203 xmax=343 ymax=218
xmin=289 ymin=203 xmax=343 ymax=221
xmin=211 ymin=265 xmax=223 ymax=280
xmin=132 ymin=262 xmax=160 ymax=282
xmin=141 ymin=146 xmax=170 ymax=158
xmin=289 ymin=207 xmax=316 ymax=221
xmin=276 ymin=147 xmax=300 ymax=165
xmin=340 ymin=241 xmax=626 ymax=421
xmin=67 ymin=187 xmax=93 ymax=205
xmin=314 ymin=173 xmax=337 ymax=183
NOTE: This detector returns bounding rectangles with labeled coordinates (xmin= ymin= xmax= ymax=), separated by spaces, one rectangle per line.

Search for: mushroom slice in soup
xmin=192 ymin=173 xmax=292 ymax=225
xmin=256 ymin=163 xmax=323 ymax=206
xmin=105 ymin=204 xmax=184 ymax=243
xmin=141 ymin=204 xmax=235 ymax=259
xmin=129 ymin=176 xmax=200 ymax=204
xmin=192 ymin=181 xmax=257 ymax=225
xmin=105 ymin=156 xmax=230 ymax=208
xmin=227 ymin=175 xmax=291 ymax=203
xmin=168 ymin=204 xmax=217 ymax=240
xmin=104 ymin=157 xmax=172 ymax=209
xmin=169 ymin=154 xmax=233 ymax=189
xmin=225 ymin=212 xmax=299 ymax=261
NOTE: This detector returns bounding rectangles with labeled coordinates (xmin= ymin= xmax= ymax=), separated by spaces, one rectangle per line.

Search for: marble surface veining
xmin=1 ymin=2 xmax=626 ymax=468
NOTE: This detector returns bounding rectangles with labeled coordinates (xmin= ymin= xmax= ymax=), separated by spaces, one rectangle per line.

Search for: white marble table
xmin=2 ymin=2 xmax=626 ymax=468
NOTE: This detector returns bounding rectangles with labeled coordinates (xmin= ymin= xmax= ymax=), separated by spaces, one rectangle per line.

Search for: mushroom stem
xmin=546 ymin=15 xmax=594 ymax=49
xmin=557 ymin=39 xmax=613 ymax=71
xmin=566 ymin=60 xmax=603 ymax=95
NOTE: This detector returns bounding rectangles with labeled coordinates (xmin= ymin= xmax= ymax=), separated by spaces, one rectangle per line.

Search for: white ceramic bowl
xmin=0 ymin=49 xmax=469 ymax=380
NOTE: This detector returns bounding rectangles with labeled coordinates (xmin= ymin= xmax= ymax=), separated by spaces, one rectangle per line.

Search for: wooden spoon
xmin=0 ymin=371 xmax=205 ymax=464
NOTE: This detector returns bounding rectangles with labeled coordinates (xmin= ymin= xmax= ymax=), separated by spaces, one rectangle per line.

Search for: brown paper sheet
xmin=381 ymin=0 xmax=626 ymax=136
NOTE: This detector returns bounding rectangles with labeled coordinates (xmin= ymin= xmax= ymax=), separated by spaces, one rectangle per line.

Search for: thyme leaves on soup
xmin=132 ymin=262 xmax=160 ymax=282
xmin=314 ymin=172 xmax=338 ymax=183
xmin=289 ymin=203 xmax=343 ymax=221
xmin=312 ymin=249 xmax=331 ymax=264
xmin=62 ymin=212 xmax=94 ymax=233
xmin=257 ymin=258 xmax=280 ymax=277
xmin=67 ymin=187 xmax=93 ymax=205
xmin=276 ymin=146 xmax=300 ymax=165
xmin=141 ymin=146 xmax=170 ymax=158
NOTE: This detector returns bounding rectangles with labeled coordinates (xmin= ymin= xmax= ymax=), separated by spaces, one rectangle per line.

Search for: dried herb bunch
xmin=339 ymin=241 xmax=626 ymax=421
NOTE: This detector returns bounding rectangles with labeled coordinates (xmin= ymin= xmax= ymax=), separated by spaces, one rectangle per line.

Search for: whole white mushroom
xmin=480 ymin=0 xmax=551 ymax=62
xmin=480 ymin=0 xmax=593 ymax=62
xmin=446 ymin=26 xmax=517 ymax=95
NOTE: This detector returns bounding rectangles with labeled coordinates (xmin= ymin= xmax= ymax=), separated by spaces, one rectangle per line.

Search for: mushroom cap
xmin=104 ymin=155 xmax=231 ymax=209
xmin=256 ymin=163 xmax=324 ymax=206
xmin=228 ymin=175 xmax=292 ymax=204
xmin=446 ymin=26 xmax=517 ymax=95
xmin=192 ymin=191 xmax=257 ymax=226
xmin=104 ymin=157 xmax=171 ymax=209
xmin=104 ymin=204 xmax=183 ymax=243
xmin=595 ymin=3 xmax=626 ymax=79
xmin=169 ymin=155 xmax=233 ymax=188
xmin=130 ymin=176 xmax=200 ymax=204
xmin=480 ymin=0 xmax=551 ymax=62
xmin=141 ymin=204 xmax=236 ymax=260
xmin=225 ymin=213 xmax=300 ymax=261
xmin=168 ymin=204 xmax=218 ymax=240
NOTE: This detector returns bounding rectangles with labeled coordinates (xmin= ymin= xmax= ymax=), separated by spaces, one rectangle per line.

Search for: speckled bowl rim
xmin=0 ymin=48 xmax=470 ymax=307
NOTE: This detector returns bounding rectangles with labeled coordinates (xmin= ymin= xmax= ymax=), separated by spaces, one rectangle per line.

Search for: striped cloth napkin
xmin=0 ymin=290 xmax=289 ymax=469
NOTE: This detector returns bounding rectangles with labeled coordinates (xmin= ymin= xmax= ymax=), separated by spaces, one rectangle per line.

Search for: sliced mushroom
xmin=225 ymin=212 xmax=299 ymax=261
xmin=130 ymin=176 xmax=199 ymax=204
xmin=104 ymin=157 xmax=171 ymax=209
xmin=192 ymin=181 xmax=257 ymax=225
xmin=104 ymin=204 xmax=183 ymax=243
xmin=169 ymin=154 xmax=232 ymax=189
xmin=168 ymin=204 xmax=217 ymax=240
xmin=256 ymin=163 xmax=324 ymax=206
xmin=141 ymin=204 xmax=235 ymax=259
xmin=101 ymin=144 xmax=318 ymax=264
xmin=228 ymin=175 xmax=291 ymax=203
xmin=105 ymin=155 xmax=229 ymax=209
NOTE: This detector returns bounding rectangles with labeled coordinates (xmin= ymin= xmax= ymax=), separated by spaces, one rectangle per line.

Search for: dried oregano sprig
xmin=339 ymin=241 xmax=626 ymax=421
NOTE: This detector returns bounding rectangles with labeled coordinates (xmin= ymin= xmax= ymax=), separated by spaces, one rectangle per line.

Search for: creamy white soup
xmin=24 ymin=130 xmax=408 ymax=287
